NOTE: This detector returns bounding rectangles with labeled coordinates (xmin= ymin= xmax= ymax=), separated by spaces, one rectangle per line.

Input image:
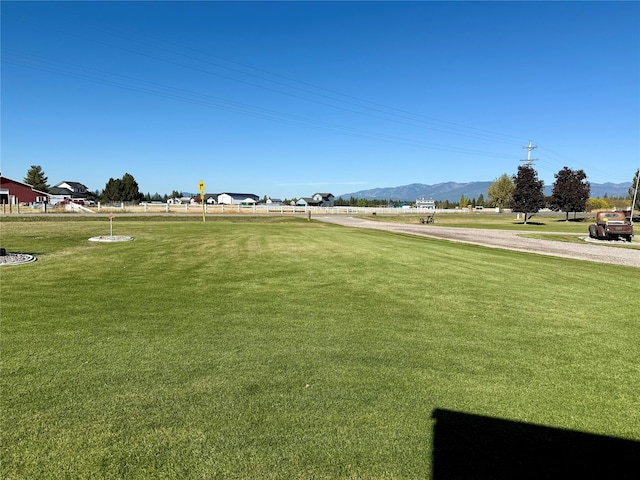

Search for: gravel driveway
xmin=315 ymin=215 xmax=640 ymax=268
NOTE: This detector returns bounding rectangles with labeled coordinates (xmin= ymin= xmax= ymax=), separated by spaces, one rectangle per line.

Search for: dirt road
xmin=314 ymin=215 xmax=640 ymax=268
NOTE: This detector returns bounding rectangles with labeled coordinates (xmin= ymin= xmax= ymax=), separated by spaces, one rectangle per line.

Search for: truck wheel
xmin=625 ymin=235 xmax=633 ymax=242
xmin=597 ymin=226 xmax=606 ymax=239
xmin=589 ymin=225 xmax=597 ymax=238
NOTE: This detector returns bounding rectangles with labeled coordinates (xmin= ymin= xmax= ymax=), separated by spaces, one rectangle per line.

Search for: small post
xmin=307 ymin=210 xmax=311 ymax=221
xmin=109 ymin=213 xmax=114 ymax=237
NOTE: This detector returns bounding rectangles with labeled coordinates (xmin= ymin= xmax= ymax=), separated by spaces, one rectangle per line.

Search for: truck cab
xmin=589 ymin=212 xmax=634 ymax=242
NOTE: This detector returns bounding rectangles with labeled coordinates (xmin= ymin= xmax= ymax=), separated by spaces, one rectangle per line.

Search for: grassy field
xmin=1 ymin=216 xmax=639 ymax=478
xmin=364 ymin=212 xmax=597 ymax=232
xmin=366 ymin=213 xmax=640 ymax=248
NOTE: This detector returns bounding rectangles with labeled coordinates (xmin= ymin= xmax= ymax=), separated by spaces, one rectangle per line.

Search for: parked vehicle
xmin=589 ymin=211 xmax=634 ymax=242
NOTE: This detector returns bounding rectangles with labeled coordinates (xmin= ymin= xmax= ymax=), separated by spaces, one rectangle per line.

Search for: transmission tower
xmin=521 ymin=140 xmax=538 ymax=167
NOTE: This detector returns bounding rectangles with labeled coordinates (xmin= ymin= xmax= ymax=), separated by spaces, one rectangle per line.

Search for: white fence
xmin=93 ymin=202 xmax=488 ymax=216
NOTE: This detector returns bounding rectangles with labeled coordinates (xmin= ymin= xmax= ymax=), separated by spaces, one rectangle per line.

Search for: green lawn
xmin=1 ymin=216 xmax=639 ymax=479
xmin=364 ymin=212 xmax=597 ymax=232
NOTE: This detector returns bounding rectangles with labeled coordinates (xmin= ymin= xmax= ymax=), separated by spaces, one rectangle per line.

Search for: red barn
xmin=0 ymin=175 xmax=51 ymax=205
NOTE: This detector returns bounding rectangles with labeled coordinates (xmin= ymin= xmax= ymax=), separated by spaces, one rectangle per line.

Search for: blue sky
xmin=2 ymin=1 xmax=639 ymax=199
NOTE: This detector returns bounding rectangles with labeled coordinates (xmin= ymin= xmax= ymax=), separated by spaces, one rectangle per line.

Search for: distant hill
xmin=339 ymin=181 xmax=631 ymax=203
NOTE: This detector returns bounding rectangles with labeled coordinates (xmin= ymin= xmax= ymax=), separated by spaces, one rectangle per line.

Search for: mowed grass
xmin=1 ymin=216 xmax=639 ymax=479
xmin=366 ymin=213 xmax=639 ymax=247
xmin=365 ymin=212 xmax=597 ymax=232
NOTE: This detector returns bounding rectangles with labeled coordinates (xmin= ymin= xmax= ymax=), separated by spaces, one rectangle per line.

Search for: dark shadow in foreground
xmin=432 ymin=408 xmax=640 ymax=480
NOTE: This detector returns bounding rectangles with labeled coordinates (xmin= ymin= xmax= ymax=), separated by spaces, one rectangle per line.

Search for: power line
xmin=3 ymin=52 xmax=519 ymax=160
xmin=7 ymin=13 xmax=526 ymax=148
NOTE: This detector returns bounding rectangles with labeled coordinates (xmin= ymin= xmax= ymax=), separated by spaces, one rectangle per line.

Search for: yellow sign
xmin=199 ymin=180 xmax=206 ymax=222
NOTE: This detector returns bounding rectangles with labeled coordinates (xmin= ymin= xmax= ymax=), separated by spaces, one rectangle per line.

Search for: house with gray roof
xmin=217 ymin=193 xmax=260 ymax=205
xmin=49 ymin=181 xmax=91 ymax=204
xmin=297 ymin=193 xmax=335 ymax=207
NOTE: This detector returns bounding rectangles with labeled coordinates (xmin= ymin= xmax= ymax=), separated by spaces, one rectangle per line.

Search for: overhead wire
xmin=3 ymin=51 xmax=518 ymax=159
xmin=5 ymin=12 xmax=527 ymax=150
xmin=5 ymin=8 xmax=636 ymax=184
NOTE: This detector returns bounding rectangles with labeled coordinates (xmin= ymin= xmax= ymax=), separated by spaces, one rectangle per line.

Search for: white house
xmin=167 ymin=196 xmax=194 ymax=205
xmin=204 ymin=194 xmax=219 ymax=204
xmin=312 ymin=193 xmax=335 ymax=207
xmin=296 ymin=197 xmax=315 ymax=207
xmin=416 ymin=197 xmax=436 ymax=209
xmin=297 ymin=193 xmax=335 ymax=207
xmin=217 ymin=192 xmax=260 ymax=205
xmin=49 ymin=181 xmax=90 ymax=205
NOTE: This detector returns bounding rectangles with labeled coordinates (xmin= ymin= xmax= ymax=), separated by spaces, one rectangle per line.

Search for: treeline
xmin=334 ymin=194 xmax=633 ymax=210
xmin=333 ymin=194 xmax=489 ymax=208
xmin=21 ymin=165 xmax=640 ymax=213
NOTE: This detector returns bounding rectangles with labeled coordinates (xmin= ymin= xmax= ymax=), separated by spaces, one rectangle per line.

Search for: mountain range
xmin=338 ymin=181 xmax=632 ymax=203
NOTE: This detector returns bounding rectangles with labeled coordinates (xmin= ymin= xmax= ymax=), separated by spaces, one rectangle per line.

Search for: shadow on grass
xmin=512 ymin=221 xmax=546 ymax=226
xmin=431 ymin=408 xmax=640 ymax=480
xmin=553 ymin=217 xmax=590 ymax=223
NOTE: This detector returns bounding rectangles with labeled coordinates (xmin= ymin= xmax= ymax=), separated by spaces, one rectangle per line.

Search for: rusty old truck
xmin=589 ymin=211 xmax=634 ymax=242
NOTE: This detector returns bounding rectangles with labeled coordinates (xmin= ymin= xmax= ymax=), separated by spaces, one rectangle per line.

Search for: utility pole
xmin=521 ymin=140 xmax=538 ymax=167
xmin=631 ymin=168 xmax=639 ymax=224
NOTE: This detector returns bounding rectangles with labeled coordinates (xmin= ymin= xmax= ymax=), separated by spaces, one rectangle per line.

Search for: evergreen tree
xmin=24 ymin=165 xmax=50 ymax=192
xmin=550 ymin=167 xmax=590 ymax=220
xmin=476 ymin=193 xmax=485 ymax=206
xmin=102 ymin=178 xmax=122 ymax=202
xmin=121 ymin=173 xmax=142 ymax=202
xmin=510 ymin=165 xmax=545 ymax=224
xmin=101 ymin=173 xmax=143 ymax=203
